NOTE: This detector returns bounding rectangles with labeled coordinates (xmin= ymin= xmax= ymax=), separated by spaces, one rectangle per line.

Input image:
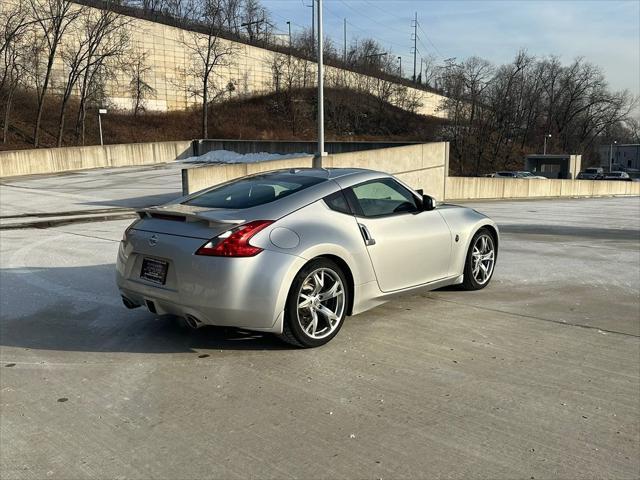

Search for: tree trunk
xmin=34 ymin=54 xmax=56 ymax=147
xmin=202 ymin=77 xmax=209 ymax=138
xmin=56 ymin=99 xmax=68 ymax=147
xmin=80 ymin=106 xmax=87 ymax=146
xmin=3 ymin=87 xmax=15 ymax=144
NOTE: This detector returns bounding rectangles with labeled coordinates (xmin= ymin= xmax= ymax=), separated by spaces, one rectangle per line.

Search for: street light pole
xmin=343 ymin=18 xmax=347 ymax=64
xmin=286 ymin=21 xmax=291 ymax=49
xmin=543 ymin=133 xmax=551 ymax=155
xmin=314 ymin=0 xmax=325 ymax=168
xmin=609 ymin=140 xmax=617 ymax=171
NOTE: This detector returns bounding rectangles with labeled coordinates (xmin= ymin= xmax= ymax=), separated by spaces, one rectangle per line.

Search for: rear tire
xmin=279 ymin=258 xmax=348 ymax=348
xmin=461 ymin=228 xmax=496 ymax=291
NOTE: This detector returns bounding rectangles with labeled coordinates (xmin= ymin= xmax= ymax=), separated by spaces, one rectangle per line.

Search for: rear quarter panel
xmin=250 ymin=200 xmax=378 ymax=319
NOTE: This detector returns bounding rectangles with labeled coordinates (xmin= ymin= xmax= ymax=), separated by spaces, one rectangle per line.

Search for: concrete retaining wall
xmin=0 ymin=1 xmax=447 ymax=117
xmin=445 ymin=177 xmax=640 ymax=200
xmin=182 ymin=142 xmax=449 ymax=198
xmin=0 ymin=141 xmax=193 ymax=177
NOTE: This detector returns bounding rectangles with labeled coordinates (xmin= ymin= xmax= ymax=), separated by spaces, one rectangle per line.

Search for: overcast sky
xmin=263 ymin=0 xmax=639 ymax=100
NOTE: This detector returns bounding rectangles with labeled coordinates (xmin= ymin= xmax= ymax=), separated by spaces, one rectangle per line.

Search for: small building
xmin=598 ymin=144 xmax=640 ymax=171
xmin=524 ymin=154 xmax=582 ymax=179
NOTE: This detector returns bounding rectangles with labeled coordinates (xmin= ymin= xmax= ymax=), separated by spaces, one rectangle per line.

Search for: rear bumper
xmin=116 ymin=228 xmax=305 ymax=333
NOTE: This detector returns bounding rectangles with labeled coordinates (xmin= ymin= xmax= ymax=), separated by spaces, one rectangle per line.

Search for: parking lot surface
xmin=1 ymin=167 xmax=639 ymax=479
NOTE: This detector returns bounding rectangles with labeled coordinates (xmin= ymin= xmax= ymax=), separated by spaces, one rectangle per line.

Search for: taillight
xmin=195 ymin=220 xmax=274 ymax=257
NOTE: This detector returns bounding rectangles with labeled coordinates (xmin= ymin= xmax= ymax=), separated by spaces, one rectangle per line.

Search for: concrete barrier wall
xmin=445 ymin=177 xmax=640 ymax=201
xmin=182 ymin=142 xmax=449 ymax=198
xmin=0 ymin=141 xmax=193 ymax=177
xmin=193 ymin=140 xmax=416 ymax=156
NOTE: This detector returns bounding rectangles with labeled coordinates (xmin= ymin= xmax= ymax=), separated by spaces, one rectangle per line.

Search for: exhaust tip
xmin=122 ymin=296 xmax=139 ymax=309
xmin=185 ymin=315 xmax=203 ymax=329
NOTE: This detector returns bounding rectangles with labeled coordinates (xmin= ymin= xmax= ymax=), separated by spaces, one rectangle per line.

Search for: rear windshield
xmin=183 ymin=173 xmax=326 ymax=209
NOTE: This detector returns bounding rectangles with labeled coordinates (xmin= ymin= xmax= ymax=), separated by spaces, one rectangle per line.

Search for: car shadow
xmin=0 ymin=263 xmax=291 ymax=353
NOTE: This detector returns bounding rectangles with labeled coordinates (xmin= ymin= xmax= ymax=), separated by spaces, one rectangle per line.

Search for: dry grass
xmin=1 ymin=88 xmax=445 ymax=151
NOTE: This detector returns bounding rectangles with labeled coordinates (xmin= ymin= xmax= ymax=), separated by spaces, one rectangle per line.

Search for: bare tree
xmin=1 ymin=35 xmax=29 ymax=144
xmin=222 ymin=0 xmax=242 ymax=35
xmin=55 ymin=3 xmax=129 ymax=146
xmin=421 ymin=54 xmax=438 ymax=88
xmin=127 ymin=48 xmax=155 ymax=116
xmin=28 ymin=0 xmax=81 ymax=146
xmin=1 ymin=0 xmax=32 ymax=143
xmin=241 ymin=0 xmax=269 ymax=41
xmin=75 ymin=60 xmax=111 ymax=145
xmin=437 ymin=52 xmax=635 ymax=174
xmin=0 ymin=0 xmax=29 ymax=83
xmin=181 ymin=0 xmax=237 ymax=138
xmin=269 ymin=52 xmax=313 ymax=135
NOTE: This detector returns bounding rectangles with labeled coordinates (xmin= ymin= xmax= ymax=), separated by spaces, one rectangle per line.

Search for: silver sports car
xmin=117 ymin=168 xmax=498 ymax=347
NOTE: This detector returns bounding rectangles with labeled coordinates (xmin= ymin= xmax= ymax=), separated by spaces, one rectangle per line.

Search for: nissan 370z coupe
xmin=117 ymin=168 xmax=498 ymax=347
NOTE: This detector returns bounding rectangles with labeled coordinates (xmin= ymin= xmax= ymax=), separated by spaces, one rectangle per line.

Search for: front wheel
xmin=280 ymin=258 xmax=348 ymax=348
xmin=461 ymin=228 xmax=497 ymax=290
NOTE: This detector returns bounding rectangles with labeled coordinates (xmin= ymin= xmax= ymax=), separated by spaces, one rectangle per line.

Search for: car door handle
xmin=358 ymin=223 xmax=376 ymax=246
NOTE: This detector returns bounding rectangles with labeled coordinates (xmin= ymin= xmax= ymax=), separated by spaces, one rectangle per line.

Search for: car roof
xmin=257 ymin=167 xmax=391 ymax=186
xmin=262 ymin=167 xmax=380 ymax=179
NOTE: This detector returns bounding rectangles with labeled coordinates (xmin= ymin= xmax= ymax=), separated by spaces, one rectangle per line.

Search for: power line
xmin=324 ymin=3 xmax=410 ymax=51
xmin=417 ymin=22 xmax=443 ymax=58
xmin=361 ymin=0 xmax=411 ymax=24
xmin=270 ymin=10 xmax=306 ymax=31
xmin=336 ymin=0 xmax=407 ymax=36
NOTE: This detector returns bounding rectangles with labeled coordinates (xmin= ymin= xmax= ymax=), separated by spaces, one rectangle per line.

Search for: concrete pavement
xmin=0 ymin=169 xmax=639 ymax=479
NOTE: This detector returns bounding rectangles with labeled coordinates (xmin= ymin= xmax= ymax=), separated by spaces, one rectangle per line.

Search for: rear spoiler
xmin=136 ymin=207 xmax=242 ymax=230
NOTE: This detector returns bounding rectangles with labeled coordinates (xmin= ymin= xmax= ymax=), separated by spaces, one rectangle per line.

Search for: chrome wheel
xmin=297 ymin=268 xmax=345 ymax=340
xmin=471 ymin=234 xmax=495 ymax=285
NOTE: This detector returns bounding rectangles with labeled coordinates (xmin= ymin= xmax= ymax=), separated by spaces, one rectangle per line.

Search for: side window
xmin=350 ymin=178 xmax=418 ymax=217
xmin=324 ymin=191 xmax=352 ymax=215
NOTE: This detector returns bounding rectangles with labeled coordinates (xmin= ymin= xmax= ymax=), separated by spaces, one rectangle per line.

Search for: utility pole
xmin=365 ymin=52 xmax=387 ymax=66
xmin=398 ymin=56 xmax=402 ymax=77
xmin=286 ymin=21 xmax=291 ymax=49
xmin=315 ymin=0 xmax=325 ymax=167
xmin=412 ymin=12 xmax=418 ymax=83
xmin=343 ymin=18 xmax=347 ymax=64
xmin=240 ymin=18 xmax=265 ymax=41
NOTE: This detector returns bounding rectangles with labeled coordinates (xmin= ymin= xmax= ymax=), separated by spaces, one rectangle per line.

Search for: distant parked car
xmin=602 ymin=171 xmax=631 ymax=181
xmin=576 ymin=167 xmax=604 ymax=180
xmin=494 ymin=171 xmax=546 ymax=179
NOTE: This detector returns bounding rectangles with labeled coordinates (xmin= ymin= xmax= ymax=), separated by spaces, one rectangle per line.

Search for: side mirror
xmin=416 ymin=188 xmax=424 ymax=195
xmin=422 ymin=194 xmax=436 ymax=211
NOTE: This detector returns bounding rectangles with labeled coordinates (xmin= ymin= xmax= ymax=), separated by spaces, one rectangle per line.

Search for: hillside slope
xmin=1 ymin=88 xmax=445 ymax=151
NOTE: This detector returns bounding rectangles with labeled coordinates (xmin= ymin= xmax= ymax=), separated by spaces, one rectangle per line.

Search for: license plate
xmin=140 ymin=258 xmax=168 ymax=285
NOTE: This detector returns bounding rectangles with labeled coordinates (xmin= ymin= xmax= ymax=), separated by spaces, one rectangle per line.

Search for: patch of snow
xmin=180 ymin=149 xmax=312 ymax=164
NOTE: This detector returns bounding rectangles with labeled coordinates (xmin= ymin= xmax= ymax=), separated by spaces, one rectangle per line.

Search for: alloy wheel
xmin=472 ymin=234 xmax=495 ymax=285
xmin=296 ymin=268 xmax=345 ymax=339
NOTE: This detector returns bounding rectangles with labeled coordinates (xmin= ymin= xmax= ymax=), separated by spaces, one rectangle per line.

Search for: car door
xmin=346 ymin=178 xmax=452 ymax=292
